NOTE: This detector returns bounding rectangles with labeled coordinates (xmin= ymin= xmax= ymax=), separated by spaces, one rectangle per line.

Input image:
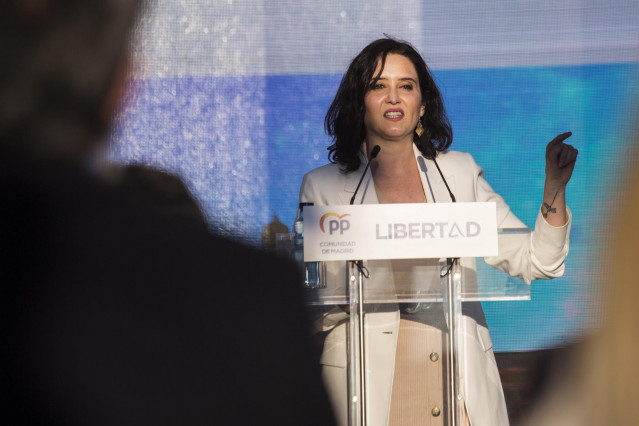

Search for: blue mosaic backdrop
xmin=108 ymin=1 xmax=639 ymax=352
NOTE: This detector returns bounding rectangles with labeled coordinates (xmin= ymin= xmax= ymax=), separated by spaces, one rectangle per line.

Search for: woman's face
xmin=363 ymin=53 xmax=425 ymax=144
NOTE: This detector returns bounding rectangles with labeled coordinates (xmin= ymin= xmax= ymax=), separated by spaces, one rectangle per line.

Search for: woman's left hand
xmin=545 ymin=132 xmax=578 ymax=187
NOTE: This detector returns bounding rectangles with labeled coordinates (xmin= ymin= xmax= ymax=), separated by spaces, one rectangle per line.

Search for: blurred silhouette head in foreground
xmin=0 ymin=0 xmax=141 ymax=161
xmin=0 ymin=1 xmax=336 ymax=424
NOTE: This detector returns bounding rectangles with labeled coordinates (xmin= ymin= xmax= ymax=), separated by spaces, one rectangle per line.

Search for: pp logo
xmin=319 ymin=213 xmax=351 ymax=235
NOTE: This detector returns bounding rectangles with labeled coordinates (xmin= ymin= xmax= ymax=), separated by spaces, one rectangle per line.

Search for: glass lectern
xmin=301 ymin=228 xmax=531 ymax=426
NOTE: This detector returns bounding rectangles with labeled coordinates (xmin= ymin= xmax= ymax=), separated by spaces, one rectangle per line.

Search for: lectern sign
xmin=303 ymin=202 xmax=498 ymax=261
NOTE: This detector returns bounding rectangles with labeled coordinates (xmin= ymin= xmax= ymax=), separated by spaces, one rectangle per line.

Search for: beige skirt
xmin=388 ymin=319 xmax=470 ymax=426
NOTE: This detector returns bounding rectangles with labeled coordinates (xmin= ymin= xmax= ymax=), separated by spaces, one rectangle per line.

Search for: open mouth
xmin=384 ymin=111 xmax=403 ymax=119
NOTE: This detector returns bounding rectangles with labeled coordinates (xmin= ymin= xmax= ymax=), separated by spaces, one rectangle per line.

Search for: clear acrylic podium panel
xmin=301 ymin=229 xmax=531 ymax=426
xmin=304 ymin=229 xmax=532 ymax=306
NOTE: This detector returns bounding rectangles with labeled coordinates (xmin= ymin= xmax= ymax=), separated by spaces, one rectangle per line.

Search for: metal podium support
xmin=348 ymin=261 xmax=366 ymax=426
xmin=444 ymin=257 xmax=465 ymax=426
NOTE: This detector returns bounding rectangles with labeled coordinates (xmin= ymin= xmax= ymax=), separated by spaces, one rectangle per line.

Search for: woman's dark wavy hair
xmin=325 ymin=38 xmax=453 ymax=172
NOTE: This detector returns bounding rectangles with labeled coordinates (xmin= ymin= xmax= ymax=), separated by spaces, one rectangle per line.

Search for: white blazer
xmin=299 ymin=144 xmax=571 ymax=426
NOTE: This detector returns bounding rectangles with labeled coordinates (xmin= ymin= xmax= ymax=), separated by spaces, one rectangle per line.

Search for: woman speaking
xmin=299 ymin=38 xmax=577 ymax=426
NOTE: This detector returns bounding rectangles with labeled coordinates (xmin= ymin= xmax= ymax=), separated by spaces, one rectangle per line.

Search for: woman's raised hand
xmin=545 ymin=132 xmax=578 ymax=187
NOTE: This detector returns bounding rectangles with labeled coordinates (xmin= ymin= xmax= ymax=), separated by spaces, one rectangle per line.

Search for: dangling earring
xmin=415 ymin=119 xmax=424 ymax=137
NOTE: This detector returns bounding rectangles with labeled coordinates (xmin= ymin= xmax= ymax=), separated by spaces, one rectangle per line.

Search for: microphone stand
xmin=429 ymin=143 xmax=462 ymax=426
xmin=348 ymin=145 xmax=379 ymax=426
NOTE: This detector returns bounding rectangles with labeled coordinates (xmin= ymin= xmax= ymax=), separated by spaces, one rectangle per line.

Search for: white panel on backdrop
xmin=132 ymin=0 xmax=639 ymax=78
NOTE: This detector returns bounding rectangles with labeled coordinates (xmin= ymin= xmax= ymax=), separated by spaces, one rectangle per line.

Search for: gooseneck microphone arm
xmin=350 ymin=145 xmax=381 ymax=205
xmin=428 ymin=142 xmax=456 ymax=203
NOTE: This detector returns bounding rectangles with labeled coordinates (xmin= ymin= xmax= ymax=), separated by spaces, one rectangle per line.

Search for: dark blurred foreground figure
xmin=0 ymin=1 xmax=335 ymax=424
xmin=101 ymin=163 xmax=209 ymax=225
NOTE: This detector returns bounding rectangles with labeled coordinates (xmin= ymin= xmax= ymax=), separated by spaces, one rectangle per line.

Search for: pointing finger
xmin=548 ymin=131 xmax=572 ymax=147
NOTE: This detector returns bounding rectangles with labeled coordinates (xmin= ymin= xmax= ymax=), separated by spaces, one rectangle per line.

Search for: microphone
xmin=350 ymin=145 xmax=381 ymax=205
xmin=427 ymin=141 xmax=456 ymax=203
